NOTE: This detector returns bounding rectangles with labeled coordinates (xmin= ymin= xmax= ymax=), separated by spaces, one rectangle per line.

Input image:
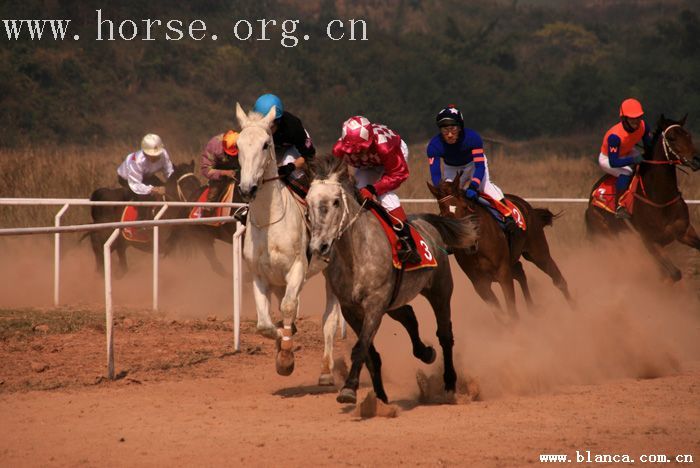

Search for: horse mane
xmin=309 ymin=154 xmax=357 ymax=195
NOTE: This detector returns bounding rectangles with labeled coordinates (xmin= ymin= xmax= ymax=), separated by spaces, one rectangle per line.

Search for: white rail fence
xmin=1 ymin=196 xmax=698 ymax=379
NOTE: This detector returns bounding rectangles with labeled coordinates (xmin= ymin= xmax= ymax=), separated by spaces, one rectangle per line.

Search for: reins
xmin=310 ymin=179 xmax=368 ymax=241
xmin=175 ymin=172 xmax=198 ymax=202
xmin=633 ymin=124 xmax=686 ymax=208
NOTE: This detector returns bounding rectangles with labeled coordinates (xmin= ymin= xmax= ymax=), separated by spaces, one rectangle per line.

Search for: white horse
xmin=235 ymin=102 xmax=341 ymax=384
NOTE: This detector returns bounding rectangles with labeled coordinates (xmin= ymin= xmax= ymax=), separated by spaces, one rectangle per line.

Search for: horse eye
xmin=668 ymin=134 xmax=676 ymax=141
xmin=263 ymin=143 xmax=269 ymax=150
xmin=333 ymin=199 xmax=340 ymax=207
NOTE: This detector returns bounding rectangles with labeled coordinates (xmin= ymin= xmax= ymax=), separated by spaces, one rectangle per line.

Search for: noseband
xmin=309 ymin=179 xmax=367 ymax=241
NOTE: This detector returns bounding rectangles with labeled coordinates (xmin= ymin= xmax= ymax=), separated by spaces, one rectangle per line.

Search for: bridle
xmin=309 ymin=179 xmax=367 ymax=242
xmin=175 ymin=172 xmax=198 ymax=202
xmin=641 ymin=124 xmax=686 ymax=166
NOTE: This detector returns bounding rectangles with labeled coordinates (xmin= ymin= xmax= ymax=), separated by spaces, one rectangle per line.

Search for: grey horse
xmin=306 ymin=155 xmax=479 ymax=404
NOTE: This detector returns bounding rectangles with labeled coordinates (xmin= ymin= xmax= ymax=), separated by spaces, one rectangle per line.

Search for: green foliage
xmin=1 ymin=0 xmax=699 ymax=148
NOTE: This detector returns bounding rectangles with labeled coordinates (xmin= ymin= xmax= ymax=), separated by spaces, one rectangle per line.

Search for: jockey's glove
xmin=358 ymin=185 xmax=376 ymax=202
xmin=277 ymin=163 xmax=296 ymax=178
xmin=465 ymin=183 xmax=479 ymax=200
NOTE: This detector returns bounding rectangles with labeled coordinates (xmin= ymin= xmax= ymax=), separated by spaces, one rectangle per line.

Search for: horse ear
xmin=452 ymin=172 xmax=462 ymax=192
xmin=235 ymin=102 xmax=249 ymax=128
xmin=426 ymin=181 xmax=439 ymax=197
xmin=262 ymin=106 xmax=277 ymax=128
xmin=189 ymin=159 xmax=195 ymax=171
xmin=681 ymin=113 xmax=688 ymax=126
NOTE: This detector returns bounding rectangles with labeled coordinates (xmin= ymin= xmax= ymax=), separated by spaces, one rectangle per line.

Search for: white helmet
xmin=141 ymin=133 xmax=164 ymax=157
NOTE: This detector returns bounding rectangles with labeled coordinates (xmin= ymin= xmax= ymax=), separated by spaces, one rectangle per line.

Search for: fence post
xmin=53 ymin=203 xmax=70 ymax=307
xmin=104 ymin=228 xmax=121 ymax=380
xmin=152 ymin=205 xmax=169 ymax=311
xmin=233 ymin=221 xmax=246 ymax=352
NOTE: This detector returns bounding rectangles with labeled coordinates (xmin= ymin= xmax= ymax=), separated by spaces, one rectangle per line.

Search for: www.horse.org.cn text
xmin=1 ymin=10 xmax=369 ymax=47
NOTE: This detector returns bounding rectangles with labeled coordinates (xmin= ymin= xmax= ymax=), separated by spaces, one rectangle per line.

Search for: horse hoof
xmin=257 ymin=325 xmax=278 ymax=340
xmin=420 ymin=346 xmax=437 ymax=364
xmin=275 ymin=350 xmax=295 ymax=376
xmin=318 ymin=373 xmax=334 ymax=387
xmin=336 ymin=388 xmax=357 ymax=404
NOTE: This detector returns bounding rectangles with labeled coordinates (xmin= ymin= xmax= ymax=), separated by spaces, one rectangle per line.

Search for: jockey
xmin=332 ymin=115 xmax=422 ymax=265
xmin=253 ymin=94 xmax=315 ymax=183
xmin=117 ymin=133 xmax=174 ymax=201
xmin=200 ymin=130 xmax=240 ymax=211
xmin=598 ymin=98 xmax=653 ymax=219
xmin=427 ymin=105 xmax=517 ymax=233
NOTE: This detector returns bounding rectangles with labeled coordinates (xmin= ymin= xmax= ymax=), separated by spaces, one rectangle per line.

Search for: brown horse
xmin=585 ymin=115 xmax=700 ymax=281
xmin=87 ymin=160 xmax=243 ymax=277
xmin=428 ymin=174 xmax=573 ymax=322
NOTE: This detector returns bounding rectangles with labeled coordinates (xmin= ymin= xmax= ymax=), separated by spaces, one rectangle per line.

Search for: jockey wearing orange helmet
xmin=200 ymin=130 xmax=241 ymax=207
xmin=332 ymin=115 xmax=421 ymax=264
xmin=598 ymin=98 xmax=653 ymax=219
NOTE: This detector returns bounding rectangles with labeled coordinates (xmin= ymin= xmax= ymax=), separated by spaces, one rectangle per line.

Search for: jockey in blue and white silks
xmin=427 ymin=105 xmax=516 ymax=232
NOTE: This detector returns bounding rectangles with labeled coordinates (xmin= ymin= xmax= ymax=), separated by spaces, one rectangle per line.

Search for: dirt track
xmin=1 ymin=237 xmax=699 ymax=466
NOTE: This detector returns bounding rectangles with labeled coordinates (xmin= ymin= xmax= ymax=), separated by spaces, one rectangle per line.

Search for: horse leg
xmin=366 ymin=343 xmax=388 ymax=403
xmin=275 ymin=260 xmax=306 ymax=376
xmin=337 ymin=307 xmax=384 ymax=404
xmin=252 ymin=276 xmax=277 ymax=339
xmin=425 ymin=292 xmax=457 ymax=394
xmin=678 ymin=223 xmax=700 ymax=251
xmin=319 ymin=285 xmax=341 ymax=386
xmin=522 ymin=234 xmax=575 ymax=308
xmin=511 ymin=260 xmax=534 ymax=311
xmin=115 ymin=239 xmax=128 ymax=279
xmin=641 ymin=239 xmax=682 ymax=282
xmin=89 ymin=231 xmax=105 ymax=275
xmin=496 ymin=264 xmax=518 ymax=321
xmin=200 ymin=234 xmax=227 ymax=277
xmin=386 ymin=305 xmax=436 ymax=364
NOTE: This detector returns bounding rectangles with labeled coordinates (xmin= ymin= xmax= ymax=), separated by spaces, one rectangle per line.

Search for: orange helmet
xmin=619 ymin=98 xmax=644 ymax=118
xmin=222 ymin=130 xmax=239 ymax=156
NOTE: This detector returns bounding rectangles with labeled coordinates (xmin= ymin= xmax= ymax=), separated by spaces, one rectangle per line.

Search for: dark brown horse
xmin=585 ymin=115 xmax=700 ymax=281
xmin=87 ymin=160 xmax=242 ymax=277
xmin=428 ymin=174 xmax=573 ymax=322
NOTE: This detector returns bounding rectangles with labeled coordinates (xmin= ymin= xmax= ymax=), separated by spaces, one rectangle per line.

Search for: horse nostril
xmin=250 ymin=186 xmax=258 ymax=197
xmin=320 ymin=243 xmax=329 ymax=255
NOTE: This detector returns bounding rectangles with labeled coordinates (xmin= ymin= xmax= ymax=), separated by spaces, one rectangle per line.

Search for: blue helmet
xmin=253 ymin=94 xmax=283 ymax=119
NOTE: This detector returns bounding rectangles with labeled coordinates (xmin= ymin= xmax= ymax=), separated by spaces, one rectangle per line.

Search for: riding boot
xmin=389 ymin=207 xmax=422 ymax=264
xmin=614 ymin=174 xmax=632 ymax=219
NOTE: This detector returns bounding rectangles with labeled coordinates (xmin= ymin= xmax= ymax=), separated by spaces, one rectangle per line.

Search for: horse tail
xmin=413 ymin=213 xmax=479 ymax=250
xmin=534 ymin=208 xmax=558 ymax=228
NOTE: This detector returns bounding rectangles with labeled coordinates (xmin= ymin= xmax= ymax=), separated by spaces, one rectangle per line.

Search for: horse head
xmin=653 ymin=114 xmax=700 ymax=171
xmin=167 ymin=159 xmax=200 ymax=201
xmin=306 ymin=155 xmax=355 ymax=260
xmin=235 ymin=102 xmax=278 ymax=201
xmin=426 ymin=171 xmax=472 ymax=217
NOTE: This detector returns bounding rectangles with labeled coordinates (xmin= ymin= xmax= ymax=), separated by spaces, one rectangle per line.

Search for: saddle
xmin=590 ymin=175 xmax=637 ymax=215
xmin=478 ymin=193 xmax=527 ymax=231
xmin=365 ymin=202 xmax=437 ymax=272
xmin=121 ymin=206 xmax=150 ymax=243
xmin=284 ymin=172 xmax=310 ymax=200
xmin=189 ymin=182 xmax=236 ymax=226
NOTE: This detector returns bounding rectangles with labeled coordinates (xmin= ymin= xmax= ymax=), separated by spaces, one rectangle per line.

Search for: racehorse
xmin=87 ymin=161 xmax=203 ymax=276
xmin=427 ymin=173 xmax=573 ymax=322
xmin=585 ymin=115 xmax=700 ymax=281
xmin=234 ymin=102 xmax=341 ymax=385
xmin=306 ymin=154 xmax=479 ymax=404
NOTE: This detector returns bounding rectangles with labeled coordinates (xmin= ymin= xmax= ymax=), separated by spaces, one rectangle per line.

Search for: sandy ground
xmin=0 ymin=228 xmax=699 ymax=467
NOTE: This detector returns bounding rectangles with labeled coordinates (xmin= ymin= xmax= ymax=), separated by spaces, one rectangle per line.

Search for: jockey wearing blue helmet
xmin=252 ymin=94 xmax=315 ymax=181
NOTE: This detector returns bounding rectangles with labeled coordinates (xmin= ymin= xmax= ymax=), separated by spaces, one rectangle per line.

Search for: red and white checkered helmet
xmin=339 ymin=116 xmax=373 ymax=153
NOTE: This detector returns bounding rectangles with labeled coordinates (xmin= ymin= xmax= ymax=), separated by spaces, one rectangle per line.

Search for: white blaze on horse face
xmin=307 ymin=182 xmax=344 ymax=256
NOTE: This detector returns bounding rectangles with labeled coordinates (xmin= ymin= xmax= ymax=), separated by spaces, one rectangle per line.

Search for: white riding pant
xmin=598 ymin=151 xmax=635 ymax=178
xmin=354 ymin=140 xmax=409 ymax=211
xmin=278 ymin=146 xmax=305 ymax=179
xmin=444 ymin=159 xmax=504 ymax=200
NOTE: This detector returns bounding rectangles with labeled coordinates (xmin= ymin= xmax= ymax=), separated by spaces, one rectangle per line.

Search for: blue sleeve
xmin=465 ymin=131 xmax=486 ymax=188
xmin=641 ymin=120 xmax=653 ymax=149
xmin=607 ymin=134 xmax=638 ymax=167
xmin=427 ymin=138 xmax=443 ymax=186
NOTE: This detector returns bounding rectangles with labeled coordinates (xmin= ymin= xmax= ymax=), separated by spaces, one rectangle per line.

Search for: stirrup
xmin=397 ymin=240 xmax=421 ymax=264
xmin=615 ymin=206 xmax=631 ymax=220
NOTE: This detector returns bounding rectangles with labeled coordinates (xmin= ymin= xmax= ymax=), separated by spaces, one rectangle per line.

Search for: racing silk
xmin=200 ymin=133 xmax=241 ymax=181
xmin=332 ymin=124 xmax=409 ymax=196
xmin=600 ymin=120 xmax=652 ymax=168
xmin=273 ymin=111 xmax=315 ymax=159
xmin=427 ymin=129 xmax=485 ymax=188
xmin=116 ymin=149 xmax=174 ymax=195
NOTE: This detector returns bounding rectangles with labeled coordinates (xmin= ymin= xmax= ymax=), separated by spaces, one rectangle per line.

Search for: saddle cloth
xmin=121 ymin=206 xmax=150 ymax=243
xmin=590 ymin=175 xmax=637 ymax=215
xmin=478 ymin=193 xmax=527 ymax=231
xmin=189 ymin=182 xmax=236 ymax=226
xmin=367 ymin=205 xmax=437 ymax=271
